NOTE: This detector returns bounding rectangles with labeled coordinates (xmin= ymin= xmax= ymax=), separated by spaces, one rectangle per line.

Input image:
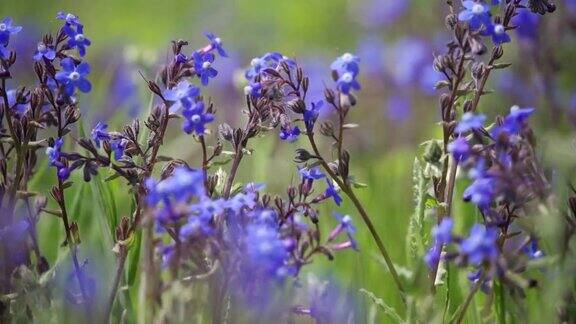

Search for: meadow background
xmin=1 ymin=0 xmax=576 ymax=322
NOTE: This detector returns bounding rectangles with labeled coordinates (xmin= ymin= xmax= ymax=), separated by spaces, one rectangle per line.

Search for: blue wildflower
xmin=336 ymin=72 xmax=361 ymax=94
xmin=434 ymin=218 xmax=454 ymax=245
xmin=455 ymin=112 xmax=486 ymax=134
xmin=245 ymin=223 xmax=289 ymax=277
xmin=162 ymin=80 xmax=200 ymax=113
xmin=488 ymin=23 xmax=511 ymax=45
xmin=279 ymin=125 xmax=301 ymax=142
xmin=324 ymin=179 xmax=342 ymax=206
xmin=0 ymin=44 xmax=9 ymax=59
xmin=459 ymin=224 xmax=498 ymax=265
xmin=180 ymin=214 xmax=214 ymax=239
xmin=33 ymin=42 xmax=56 ymax=61
xmin=227 ymin=192 xmax=258 ymax=212
xmin=448 ymin=137 xmax=470 ymax=162
xmin=330 ymin=52 xmax=360 ymax=76
xmin=243 ymin=81 xmax=262 ymax=98
xmin=145 ymin=167 xmax=206 ymax=205
xmin=328 ymin=213 xmax=356 ymax=245
xmin=46 ymin=138 xmax=70 ymax=180
xmin=56 ymin=12 xmax=82 ymax=26
xmin=205 ymin=32 xmax=227 ymax=57
xmin=91 ymin=122 xmax=110 ymax=147
xmin=64 ymin=24 xmax=91 ymax=57
xmin=6 ymin=89 xmax=30 ymax=116
xmin=463 ymin=177 xmax=496 ymax=207
xmin=0 ymin=17 xmax=22 ymax=46
xmin=55 ymin=58 xmax=91 ymax=96
xmin=523 ymin=239 xmax=544 ymax=259
xmin=181 ymin=101 xmax=215 ymax=135
xmin=110 ymin=139 xmax=126 ymax=160
xmin=492 ymin=105 xmax=535 ymax=137
xmin=458 ymin=1 xmax=492 ymax=31
xmin=298 ymin=166 xmax=325 ymax=181
xmin=513 ymin=10 xmax=540 ymax=41
xmin=304 ymin=100 xmax=323 ymax=130
xmin=193 ymin=52 xmax=218 ymax=86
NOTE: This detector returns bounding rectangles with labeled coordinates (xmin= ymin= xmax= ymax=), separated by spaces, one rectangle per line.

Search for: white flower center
xmin=37 ymin=43 xmax=46 ymax=52
xmin=202 ymin=61 xmax=211 ymax=69
xmin=244 ymin=85 xmax=252 ymax=95
xmin=66 ymin=14 xmax=76 ymax=22
xmin=341 ymin=72 xmax=353 ymax=83
xmin=0 ymin=23 xmax=6 ymax=31
xmin=69 ymin=71 xmax=80 ymax=81
xmin=494 ymin=24 xmax=505 ymax=34
xmin=342 ymin=53 xmax=354 ymax=63
xmin=214 ymin=37 xmax=221 ymax=44
xmin=75 ymin=34 xmax=85 ymax=42
xmin=191 ymin=114 xmax=201 ymax=123
xmin=472 ymin=4 xmax=484 ymax=14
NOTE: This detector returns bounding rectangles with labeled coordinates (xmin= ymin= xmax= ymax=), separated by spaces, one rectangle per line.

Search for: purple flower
xmin=512 ymin=10 xmax=540 ymax=41
xmin=244 ymin=52 xmax=295 ymax=81
xmin=64 ymin=25 xmax=91 ymax=57
xmin=205 ymin=32 xmax=227 ymax=57
xmin=91 ymin=122 xmax=110 ymax=147
xmin=0 ymin=17 xmax=22 ymax=46
xmin=145 ymin=167 xmax=206 ymax=205
xmin=56 ymin=12 xmax=82 ymax=26
xmin=325 ymin=179 xmax=342 ymax=206
xmin=243 ymin=82 xmax=262 ymax=98
xmin=433 ymin=218 xmax=454 ymax=245
xmin=227 ymin=192 xmax=258 ymax=212
xmin=33 ymin=42 xmax=56 ymax=61
xmin=455 ymin=112 xmax=486 ymax=134
xmin=336 ymin=72 xmax=361 ymax=94
xmin=0 ymin=44 xmax=9 ymax=59
xmin=193 ymin=52 xmax=218 ymax=86
xmin=523 ymin=239 xmax=544 ymax=259
xmin=181 ymin=101 xmax=215 ymax=135
xmin=304 ymin=100 xmax=323 ymax=130
xmin=46 ymin=138 xmax=70 ymax=180
xmin=330 ymin=52 xmax=360 ymax=76
xmin=463 ymin=177 xmax=495 ymax=207
xmin=55 ymin=58 xmax=92 ymax=96
xmin=488 ymin=23 xmax=511 ymax=45
xmin=6 ymin=89 xmax=30 ymax=116
xmin=458 ymin=1 xmax=492 ymax=31
xmin=162 ymin=80 xmax=200 ymax=113
xmin=245 ymin=223 xmax=289 ymax=278
xmin=298 ymin=166 xmax=325 ymax=181
xmin=448 ymin=137 xmax=470 ymax=162
xmin=328 ymin=213 xmax=357 ymax=250
xmin=279 ymin=125 xmax=301 ymax=142
xmin=460 ymin=224 xmax=498 ymax=265
xmin=492 ymin=105 xmax=535 ymax=137
xmin=110 ymin=139 xmax=126 ymax=160
xmin=425 ymin=243 xmax=442 ymax=269
xmin=180 ymin=214 xmax=213 ymax=239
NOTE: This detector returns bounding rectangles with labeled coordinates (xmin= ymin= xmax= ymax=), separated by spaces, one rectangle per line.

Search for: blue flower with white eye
xmin=488 ymin=23 xmax=511 ymax=45
xmin=336 ymin=71 xmax=361 ymax=94
xmin=330 ymin=52 xmax=360 ymax=76
xmin=455 ymin=112 xmax=486 ymax=134
xmin=279 ymin=125 xmax=300 ymax=142
xmin=181 ymin=101 xmax=215 ymax=135
xmin=0 ymin=17 xmax=22 ymax=46
xmin=244 ymin=82 xmax=262 ymax=98
xmin=193 ymin=52 xmax=218 ymax=86
xmin=458 ymin=1 xmax=491 ymax=31
xmin=64 ymin=24 xmax=91 ymax=57
xmin=55 ymin=58 xmax=92 ymax=96
xmin=33 ymin=42 xmax=56 ymax=61
xmin=205 ymin=32 xmax=227 ymax=57
xmin=56 ymin=12 xmax=82 ymax=26
xmin=162 ymin=80 xmax=200 ymax=113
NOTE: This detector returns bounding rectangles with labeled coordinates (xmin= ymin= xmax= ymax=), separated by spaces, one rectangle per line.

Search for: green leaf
xmin=491 ymin=62 xmax=512 ymax=70
xmin=407 ymin=158 xmax=427 ymax=265
xmin=359 ymin=288 xmax=404 ymax=324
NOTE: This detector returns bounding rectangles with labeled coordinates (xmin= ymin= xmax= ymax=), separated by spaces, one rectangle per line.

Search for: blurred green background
xmin=2 ymin=0 xmax=576 ymax=322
